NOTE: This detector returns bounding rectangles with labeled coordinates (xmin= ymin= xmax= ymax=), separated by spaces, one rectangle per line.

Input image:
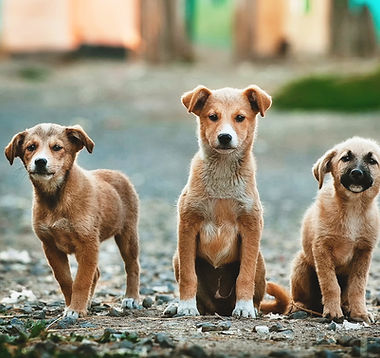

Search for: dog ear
xmin=181 ymin=85 xmax=212 ymax=116
xmin=243 ymin=85 xmax=272 ymax=117
xmin=66 ymin=125 xmax=94 ymax=153
xmin=313 ymin=149 xmax=337 ymax=189
xmin=4 ymin=131 xmax=26 ymax=165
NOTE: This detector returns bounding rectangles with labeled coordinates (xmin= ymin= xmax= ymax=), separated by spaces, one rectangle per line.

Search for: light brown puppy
xmin=5 ymin=123 xmax=140 ymax=319
xmin=291 ymin=137 xmax=380 ymax=323
xmin=168 ymin=85 xmax=289 ymax=318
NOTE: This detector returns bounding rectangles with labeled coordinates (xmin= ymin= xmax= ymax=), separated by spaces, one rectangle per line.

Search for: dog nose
xmin=350 ymin=168 xmax=363 ymax=179
xmin=35 ymin=158 xmax=47 ymax=168
xmin=218 ymin=134 xmax=232 ymax=146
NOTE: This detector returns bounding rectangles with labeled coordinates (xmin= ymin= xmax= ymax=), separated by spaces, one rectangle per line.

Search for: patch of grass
xmin=18 ymin=67 xmax=49 ymax=82
xmin=273 ymin=68 xmax=380 ymax=112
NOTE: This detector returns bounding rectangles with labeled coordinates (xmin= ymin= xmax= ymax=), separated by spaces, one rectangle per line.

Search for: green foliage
xmin=274 ymin=68 xmax=380 ymax=112
xmin=29 ymin=321 xmax=46 ymax=339
xmin=193 ymin=0 xmax=233 ymax=48
xmin=18 ymin=67 xmax=49 ymax=82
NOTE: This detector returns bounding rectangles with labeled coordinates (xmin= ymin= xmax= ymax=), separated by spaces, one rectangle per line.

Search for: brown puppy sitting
xmin=5 ymin=123 xmax=140 ymax=319
xmin=167 ymin=85 xmax=289 ymax=318
xmin=290 ymin=137 xmax=380 ymax=323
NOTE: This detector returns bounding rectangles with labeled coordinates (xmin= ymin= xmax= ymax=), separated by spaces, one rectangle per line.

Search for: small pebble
xmin=155 ymin=295 xmax=172 ymax=304
xmin=269 ymin=323 xmax=284 ymax=332
xmin=289 ymin=311 xmax=308 ymax=319
xmin=163 ymin=303 xmax=177 ymax=317
xmin=316 ymin=333 xmax=336 ymax=345
xmin=197 ymin=321 xmax=231 ymax=332
xmin=57 ymin=316 xmax=77 ymax=329
xmin=22 ymin=305 xmax=33 ymax=314
xmin=272 ymin=329 xmax=294 ymax=341
xmin=32 ymin=310 xmax=46 ymax=319
xmin=108 ymin=308 xmax=123 ymax=317
xmin=327 ymin=322 xmax=337 ymax=331
xmin=155 ymin=332 xmax=175 ymax=348
xmin=79 ymin=321 xmax=97 ymax=328
xmin=269 ymin=350 xmax=295 ymax=358
xmin=142 ymin=297 xmax=154 ymax=309
xmin=316 ymin=350 xmax=340 ymax=358
xmin=337 ymin=335 xmax=353 ymax=347
xmin=140 ymin=288 xmax=155 ymax=295
xmin=367 ymin=342 xmax=380 ymax=354
xmin=180 ymin=344 xmax=208 ymax=358
xmin=75 ymin=343 xmax=98 ymax=356
xmin=255 ymin=325 xmax=269 ymax=335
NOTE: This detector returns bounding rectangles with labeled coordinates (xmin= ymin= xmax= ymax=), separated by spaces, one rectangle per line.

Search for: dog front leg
xmin=233 ymin=215 xmax=262 ymax=318
xmin=176 ymin=216 xmax=200 ymax=316
xmin=66 ymin=243 xmax=99 ymax=318
xmin=313 ymin=240 xmax=343 ymax=319
xmin=42 ymin=241 xmax=73 ymax=306
xmin=347 ymin=248 xmax=373 ymax=323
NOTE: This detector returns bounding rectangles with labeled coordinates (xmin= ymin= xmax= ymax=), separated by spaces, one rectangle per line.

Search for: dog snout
xmin=35 ymin=158 xmax=48 ymax=169
xmin=218 ymin=134 xmax=232 ymax=146
xmin=350 ymin=168 xmax=363 ymax=180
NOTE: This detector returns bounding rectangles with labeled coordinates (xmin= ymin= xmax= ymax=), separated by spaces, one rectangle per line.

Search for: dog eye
xmin=27 ymin=144 xmax=36 ymax=152
xmin=52 ymin=144 xmax=63 ymax=152
xmin=368 ymin=158 xmax=378 ymax=165
xmin=341 ymin=155 xmax=351 ymax=162
xmin=208 ymin=114 xmax=218 ymax=122
xmin=235 ymin=114 xmax=245 ymax=122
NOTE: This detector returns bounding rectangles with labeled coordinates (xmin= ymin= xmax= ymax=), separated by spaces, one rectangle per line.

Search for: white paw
xmin=176 ymin=298 xmax=199 ymax=316
xmin=63 ymin=309 xmax=79 ymax=320
xmin=122 ymin=297 xmax=140 ymax=310
xmin=232 ymin=300 xmax=257 ymax=318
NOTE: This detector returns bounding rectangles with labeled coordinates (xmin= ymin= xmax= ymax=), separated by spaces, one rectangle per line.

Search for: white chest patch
xmin=343 ymin=214 xmax=363 ymax=241
xmin=341 ymin=203 xmax=367 ymax=241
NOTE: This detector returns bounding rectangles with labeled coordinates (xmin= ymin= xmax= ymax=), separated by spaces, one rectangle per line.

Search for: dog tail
xmin=260 ymin=282 xmax=291 ymax=314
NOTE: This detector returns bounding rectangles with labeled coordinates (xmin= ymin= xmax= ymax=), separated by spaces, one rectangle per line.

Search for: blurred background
xmin=0 ymin=0 xmax=379 ymax=306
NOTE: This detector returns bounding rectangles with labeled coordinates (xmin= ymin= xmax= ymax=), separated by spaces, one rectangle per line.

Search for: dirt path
xmin=0 ymin=59 xmax=379 ymax=357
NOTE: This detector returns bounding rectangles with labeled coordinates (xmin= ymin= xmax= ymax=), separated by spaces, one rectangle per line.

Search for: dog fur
xmin=5 ymin=123 xmax=140 ymax=318
xmin=169 ymin=85 xmax=289 ymax=318
xmin=290 ymin=137 xmax=380 ymax=323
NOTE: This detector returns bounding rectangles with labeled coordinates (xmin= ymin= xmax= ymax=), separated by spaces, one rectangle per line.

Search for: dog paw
xmin=350 ymin=311 xmax=374 ymax=324
xmin=232 ymin=300 xmax=257 ymax=318
xmin=63 ymin=308 xmax=80 ymax=320
xmin=122 ymin=297 xmax=140 ymax=310
xmin=323 ymin=304 xmax=343 ymax=320
xmin=175 ymin=298 xmax=199 ymax=316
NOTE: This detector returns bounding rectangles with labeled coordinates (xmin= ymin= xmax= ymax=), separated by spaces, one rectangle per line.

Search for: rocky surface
xmin=0 ymin=58 xmax=379 ymax=357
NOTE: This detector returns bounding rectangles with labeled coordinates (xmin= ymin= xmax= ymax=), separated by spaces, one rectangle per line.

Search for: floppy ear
xmin=312 ymin=149 xmax=337 ymax=189
xmin=181 ymin=85 xmax=212 ymax=116
xmin=4 ymin=131 xmax=26 ymax=165
xmin=243 ymin=85 xmax=272 ymax=117
xmin=65 ymin=125 xmax=94 ymax=153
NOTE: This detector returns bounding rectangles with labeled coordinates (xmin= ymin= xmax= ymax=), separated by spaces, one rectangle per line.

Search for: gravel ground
xmin=0 ymin=58 xmax=379 ymax=357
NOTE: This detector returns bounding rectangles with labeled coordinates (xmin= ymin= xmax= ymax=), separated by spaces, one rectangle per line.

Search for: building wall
xmin=285 ymin=0 xmax=330 ymax=56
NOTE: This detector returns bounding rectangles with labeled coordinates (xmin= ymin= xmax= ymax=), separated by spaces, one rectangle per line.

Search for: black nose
xmin=35 ymin=158 xmax=47 ymax=168
xmin=218 ymin=134 xmax=232 ymax=146
xmin=350 ymin=168 xmax=363 ymax=179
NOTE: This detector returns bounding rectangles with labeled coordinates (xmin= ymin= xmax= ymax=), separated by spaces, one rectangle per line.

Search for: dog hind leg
xmin=290 ymin=251 xmax=322 ymax=313
xmin=115 ymin=226 xmax=140 ymax=309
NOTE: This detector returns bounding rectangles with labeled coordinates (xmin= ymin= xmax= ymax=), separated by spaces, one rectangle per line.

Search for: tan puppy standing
xmin=5 ymin=123 xmax=140 ymax=318
xmin=169 ymin=85 xmax=289 ymax=318
xmin=290 ymin=137 xmax=380 ymax=323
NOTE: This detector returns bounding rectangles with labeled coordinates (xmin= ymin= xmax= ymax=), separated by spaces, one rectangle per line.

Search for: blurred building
xmin=0 ymin=0 xmax=378 ymax=60
xmin=1 ymin=0 xmax=140 ymax=53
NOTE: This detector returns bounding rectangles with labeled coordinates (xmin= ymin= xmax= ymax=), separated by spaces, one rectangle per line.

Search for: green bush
xmin=274 ymin=68 xmax=380 ymax=111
